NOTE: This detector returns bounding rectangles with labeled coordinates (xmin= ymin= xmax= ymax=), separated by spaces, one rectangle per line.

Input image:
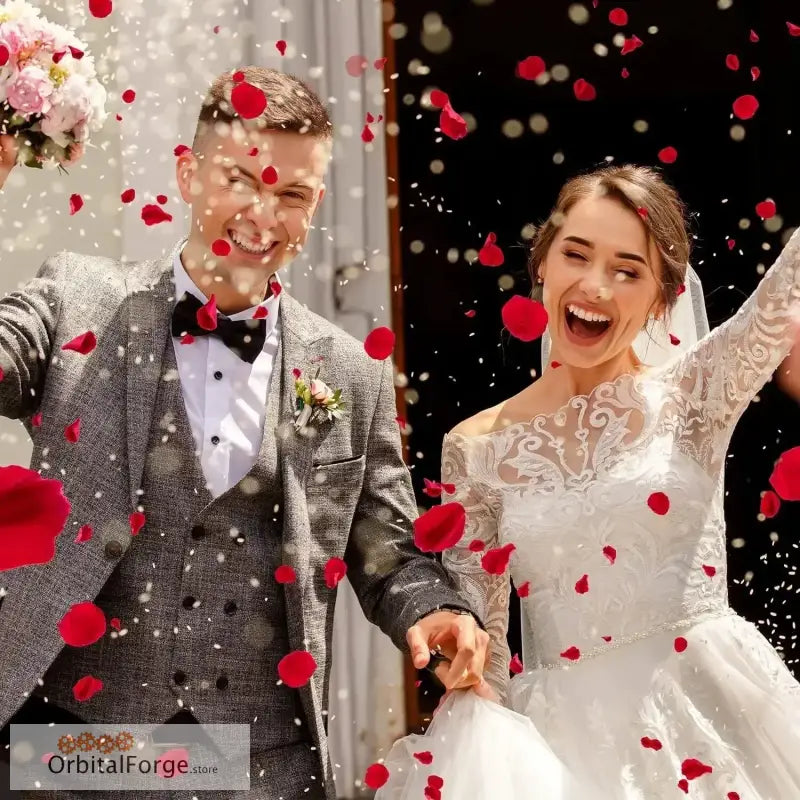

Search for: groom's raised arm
xmin=344 ymin=357 xmax=481 ymax=651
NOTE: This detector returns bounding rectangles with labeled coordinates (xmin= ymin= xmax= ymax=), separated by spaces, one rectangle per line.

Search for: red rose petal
xmin=141 ymin=204 xmax=173 ymax=226
xmin=755 ymin=199 xmax=776 ymax=219
xmin=674 ymin=636 xmax=688 ymax=653
xmin=261 ymin=166 xmax=278 ymax=184
xmin=676 ymin=283 xmax=686 ymax=296
xmin=364 ymin=763 xmax=390 ymax=789
xmin=787 ymin=21 xmax=800 ymax=36
xmin=374 ymin=57 xmax=388 ymax=70
xmin=74 ymin=525 xmax=93 ymax=543
xmin=702 ymin=564 xmax=717 ymax=577
xmin=478 ymin=232 xmax=504 ymax=267
xmin=621 ymin=35 xmax=644 ymax=55
xmin=364 ymin=327 xmax=395 ymax=360
xmin=65 ymin=418 xmax=81 ymax=443
xmin=0 ymin=45 xmax=9 ymax=66
xmin=231 ymin=82 xmax=267 ymax=119
xmin=121 ymin=188 xmax=135 ymax=203
xmin=180 ymin=333 xmax=194 ymax=345
xmin=560 ymin=646 xmax=581 ymax=661
xmin=428 ymin=776 xmax=444 ymax=789
xmin=129 ymin=511 xmax=145 ymax=536
xmin=516 ymin=580 xmax=530 ymax=598
xmin=110 ymin=617 xmax=121 ymax=630
xmin=603 ymin=545 xmax=617 ymax=564
xmin=760 ymin=489 xmax=781 ymax=518
xmin=69 ymin=194 xmax=83 ymax=215
xmin=58 ymin=601 xmax=107 ymax=646
xmin=575 ymin=574 xmax=589 ymax=594
xmin=751 ymin=66 xmax=760 ymax=81
xmin=232 ymin=70 xmax=245 ymax=83
xmin=551 ymin=360 xmax=561 ymax=368
xmin=602 ymin=635 xmax=612 ymax=642
xmin=725 ymin=54 xmax=740 ymax=70
xmin=361 ymin=125 xmax=375 ymax=143
xmin=641 ymin=736 xmax=663 ymax=751
xmin=31 ymin=412 xmax=42 ymax=427
xmin=0 ymin=466 xmax=70 ymax=570
xmin=53 ymin=51 xmax=66 ymax=65
xmin=441 ymin=483 xmax=455 ymax=494
xmin=468 ymin=539 xmax=485 ymax=553
xmin=197 ymin=296 xmax=218 ymax=331
xmin=72 ymin=675 xmax=103 ymax=702
xmin=678 ymin=779 xmax=689 ymax=793
xmin=413 ymin=751 xmax=433 ymax=765
xmin=669 ymin=333 xmax=680 ymax=346
xmin=621 ymin=67 xmax=630 ymax=79
xmin=345 ymin=54 xmax=369 ymax=77
xmin=647 ymin=491 xmax=670 ymax=515
xmin=728 ymin=793 xmax=741 ymax=800
xmin=769 ymin=445 xmax=800 ymax=500
xmin=465 ymin=309 xmax=476 ymax=318
xmin=423 ymin=478 xmax=444 ymax=498
xmin=276 ymin=39 xmax=287 ymax=55
xmin=501 ymin=296 xmax=548 ymax=342
xmin=69 ymin=46 xmax=84 ymax=60
xmin=658 ymin=146 xmax=678 ymax=164
xmin=211 ymin=239 xmax=231 ymax=257
xmin=509 ymin=653 xmax=523 ymax=674
xmin=275 ymin=565 xmax=296 ymax=584
xmin=481 ymin=543 xmax=516 ymax=575
xmin=429 ymin=89 xmax=449 ymax=109
xmin=252 ymin=306 xmax=268 ymax=320
xmin=174 ymin=144 xmax=191 ymax=157
xmin=750 ymin=29 xmax=759 ymax=42
xmin=439 ymin=102 xmax=467 ymax=140
xmin=727 ymin=238 xmax=736 ymax=251
xmin=573 ymin=78 xmax=597 ymax=101
xmin=156 ymin=194 xmax=168 ymax=205
xmin=278 ymin=650 xmax=317 ymax=688
xmin=517 ymin=56 xmax=546 ymax=80
xmin=609 ymin=8 xmax=628 ymax=25
xmin=324 ymin=557 xmax=347 ymax=589
xmin=682 ymin=758 xmax=713 ymax=780
xmin=732 ymin=94 xmax=759 ymax=120
xmin=61 ymin=331 xmax=97 ymax=355
xmin=89 ymin=0 xmax=112 ymax=18
xmin=122 ymin=89 xmax=135 ymax=104
xmin=413 ymin=503 xmax=466 ymax=553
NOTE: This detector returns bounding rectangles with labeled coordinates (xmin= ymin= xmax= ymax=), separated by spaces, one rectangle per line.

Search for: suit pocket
xmin=308 ymin=454 xmax=366 ymax=490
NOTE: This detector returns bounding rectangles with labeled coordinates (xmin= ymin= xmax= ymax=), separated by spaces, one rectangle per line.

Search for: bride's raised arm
xmin=664 ymin=226 xmax=800 ymax=431
xmin=440 ymin=433 xmax=511 ymax=703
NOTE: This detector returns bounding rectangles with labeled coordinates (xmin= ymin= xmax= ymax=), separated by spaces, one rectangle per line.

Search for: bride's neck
xmin=540 ymin=350 xmax=644 ymax=398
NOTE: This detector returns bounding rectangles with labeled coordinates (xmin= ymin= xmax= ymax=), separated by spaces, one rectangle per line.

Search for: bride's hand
xmin=471 ymin=677 xmax=500 ymax=703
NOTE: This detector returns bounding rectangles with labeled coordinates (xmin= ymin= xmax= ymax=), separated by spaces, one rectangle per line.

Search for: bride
xmin=378 ymin=164 xmax=800 ymax=799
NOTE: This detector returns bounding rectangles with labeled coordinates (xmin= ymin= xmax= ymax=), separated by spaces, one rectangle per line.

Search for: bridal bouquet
xmin=0 ymin=0 xmax=107 ymax=169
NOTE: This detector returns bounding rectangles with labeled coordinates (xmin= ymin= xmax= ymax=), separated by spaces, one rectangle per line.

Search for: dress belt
xmin=529 ymin=606 xmax=738 ymax=671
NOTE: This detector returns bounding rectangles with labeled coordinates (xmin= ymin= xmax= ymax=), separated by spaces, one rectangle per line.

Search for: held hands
xmin=406 ymin=609 xmax=490 ymax=690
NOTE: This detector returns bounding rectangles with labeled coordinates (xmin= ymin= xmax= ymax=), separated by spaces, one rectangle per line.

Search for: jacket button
xmin=182 ymin=596 xmax=197 ymax=610
xmin=190 ymin=525 xmax=206 ymax=540
xmin=173 ymin=670 xmax=187 ymax=686
xmin=223 ymin=601 xmax=238 ymax=616
xmin=104 ymin=540 xmax=123 ymax=559
xmin=216 ymin=675 xmax=229 ymax=690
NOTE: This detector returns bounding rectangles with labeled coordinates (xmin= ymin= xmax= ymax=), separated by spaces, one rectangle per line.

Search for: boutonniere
xmin=293 ymin=367 xmax=346 ymax=432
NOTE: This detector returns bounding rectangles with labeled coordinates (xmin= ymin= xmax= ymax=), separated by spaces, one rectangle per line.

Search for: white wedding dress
xmin=379 ymin=227 xmax=800 ymax=799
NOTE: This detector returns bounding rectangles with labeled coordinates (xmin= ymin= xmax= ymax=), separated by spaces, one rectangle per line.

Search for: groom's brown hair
xmin=192 ymin=66 xmax=332 ymax=151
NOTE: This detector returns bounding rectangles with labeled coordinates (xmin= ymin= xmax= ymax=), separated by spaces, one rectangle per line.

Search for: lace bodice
xmin=442 ymin=227 xmax=800 ymax=702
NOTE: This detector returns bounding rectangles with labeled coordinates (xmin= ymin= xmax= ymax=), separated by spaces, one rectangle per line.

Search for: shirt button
xmin=190 ymin=525 xmax=206 ymax=540
xmin=173 ymin=670 xmax=187 ymax=686
xmin=216 ymin=675 xmax=229 ymax=690
xmin=182 ymin=596 xmax=197 ymax=610
xmin=223 ymin=601 xmax=238 ymax=616
xmin=213 ymin=370 xmax=223 ymax=380
xmin=104 ymin=540 xmax=123 ymax=559
xmin=211 ymin=435 xmax=220 ymax=445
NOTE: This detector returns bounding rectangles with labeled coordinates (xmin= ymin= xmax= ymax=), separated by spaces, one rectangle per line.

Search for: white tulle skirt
xmin=375 ymin=691 xmax=598 ymax=799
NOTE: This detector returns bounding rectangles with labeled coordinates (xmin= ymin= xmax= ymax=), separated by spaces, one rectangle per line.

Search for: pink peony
xmin=7 ymin=64 xmax=54 ymax=116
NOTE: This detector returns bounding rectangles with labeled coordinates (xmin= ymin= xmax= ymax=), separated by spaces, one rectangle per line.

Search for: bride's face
xmin=539 ymin=194 xmax=665 ymax=369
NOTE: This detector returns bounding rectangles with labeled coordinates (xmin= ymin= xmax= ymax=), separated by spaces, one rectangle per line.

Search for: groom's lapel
xmin=277 ymin=292 xmax=335 ymax=749
xmin=124 ymin=245 xmax=181 ymax=510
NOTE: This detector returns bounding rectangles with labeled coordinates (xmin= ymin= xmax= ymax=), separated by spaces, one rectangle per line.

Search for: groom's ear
xmin=175 ymin=150 xmax=199 ymax=205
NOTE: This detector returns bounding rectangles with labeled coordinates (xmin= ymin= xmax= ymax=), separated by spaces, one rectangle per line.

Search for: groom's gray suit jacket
xmin=0 ymin=245 xmax=476 ymax=798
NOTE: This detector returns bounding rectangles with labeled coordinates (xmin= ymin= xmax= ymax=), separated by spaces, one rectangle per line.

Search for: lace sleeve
xmin=664 ymin=225 xmax=800 ymax=432
xmin=440 ymin=433 xmax=511 ymax=704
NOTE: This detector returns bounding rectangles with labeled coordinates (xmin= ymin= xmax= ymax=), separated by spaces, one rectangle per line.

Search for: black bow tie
xmin=171 ymin=292 xmax=267 ymax=364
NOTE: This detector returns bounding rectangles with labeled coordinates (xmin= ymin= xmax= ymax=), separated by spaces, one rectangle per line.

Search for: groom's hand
xmin=406 ymin=610 xmax=489 ymax=691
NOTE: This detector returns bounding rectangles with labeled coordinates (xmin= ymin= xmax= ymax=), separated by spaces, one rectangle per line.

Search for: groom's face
xmin=177 ymin=123 xmax=328 ymax=285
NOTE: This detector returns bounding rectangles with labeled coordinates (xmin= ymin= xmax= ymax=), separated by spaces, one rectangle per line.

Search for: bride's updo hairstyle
xmin=528 ymin=165 xmax=691 ymax=315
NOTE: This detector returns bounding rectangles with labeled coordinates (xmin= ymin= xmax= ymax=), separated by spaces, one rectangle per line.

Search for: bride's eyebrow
xmin=563 ymin=235 xmax=648 ymax=266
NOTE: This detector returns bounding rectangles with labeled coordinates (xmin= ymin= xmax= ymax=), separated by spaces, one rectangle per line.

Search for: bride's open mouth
xmin=563 ymin=305 xmax=613 ymax=345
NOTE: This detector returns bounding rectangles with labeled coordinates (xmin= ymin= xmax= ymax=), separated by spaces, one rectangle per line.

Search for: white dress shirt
xmin=171 ymin=245 xmax=281 ymax=498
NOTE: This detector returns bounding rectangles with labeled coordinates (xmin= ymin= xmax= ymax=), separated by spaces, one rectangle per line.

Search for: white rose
xmin=310 ymin=379 xmax=332 ymax=402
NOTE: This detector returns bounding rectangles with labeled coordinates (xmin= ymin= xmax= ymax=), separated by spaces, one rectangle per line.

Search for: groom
xmin=0 ymin=67 xmax=488 ymax=799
